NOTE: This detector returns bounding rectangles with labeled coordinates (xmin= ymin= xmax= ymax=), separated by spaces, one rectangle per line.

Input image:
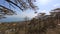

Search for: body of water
xmin=0 ymin=17 xmax=24 ymax=22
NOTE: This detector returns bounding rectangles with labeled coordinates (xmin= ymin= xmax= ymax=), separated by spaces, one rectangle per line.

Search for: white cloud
xmin=53 ymin=4 xmax=60 ymax=7
xmin=15 ymin=12 xmax=37 ymax=18
xmin=37 ymin=0 xmax=52 ymax=5
xmin=38 ymin=10 xmax=50 ymax=15
xmin=41 ymin=10 xmax=46 ymax=13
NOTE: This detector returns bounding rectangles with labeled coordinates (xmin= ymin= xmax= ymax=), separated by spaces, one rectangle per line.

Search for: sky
xmin=0 ymin=0 xmax=60 ymax=22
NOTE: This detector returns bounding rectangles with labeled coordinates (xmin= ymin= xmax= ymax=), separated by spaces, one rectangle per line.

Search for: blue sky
xmin=0 ymin=0 xmax=60 ymax=22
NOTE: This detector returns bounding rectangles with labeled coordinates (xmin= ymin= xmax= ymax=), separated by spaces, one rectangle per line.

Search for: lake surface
xmin=0 ymin=17 xmax=24 ymax=22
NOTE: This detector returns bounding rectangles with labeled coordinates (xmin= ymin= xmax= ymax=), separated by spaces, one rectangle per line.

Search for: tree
xmin=5 ymin=0 xmax=37 ymax=11
xmin=0 ymin=5 xmax=16 ymax=19
xmin=0 ymin=0 xmax=37 ymax=19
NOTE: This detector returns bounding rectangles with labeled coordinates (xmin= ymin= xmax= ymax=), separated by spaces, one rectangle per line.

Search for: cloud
xmin=53 ymin=4 xmax=60 ymax=7
xmin=12 ymin=11 xmax=37 ymax=18
xmin=38 ymin=10 xmax=50 ymax=15
xmin=37 ymin=0 xmax=52 ymax=5
xmin=41 ymin=10 xmax=46 ymax=13
xmin=21 ymin=12 xmax=37 ymax=18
